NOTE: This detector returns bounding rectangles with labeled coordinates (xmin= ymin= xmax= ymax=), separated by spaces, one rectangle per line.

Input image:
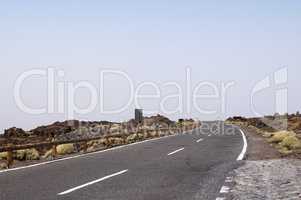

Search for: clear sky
xmin=0 ymin=1 xmax=301 ymax=132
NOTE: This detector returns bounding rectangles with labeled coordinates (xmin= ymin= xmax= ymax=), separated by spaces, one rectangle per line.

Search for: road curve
xmin=0 ymin=122 xmax=245 ymax=200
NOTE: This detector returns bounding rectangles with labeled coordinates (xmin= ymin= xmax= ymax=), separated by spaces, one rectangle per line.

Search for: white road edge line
xmin=58 ymin=169 xmax=128 ymax=195
xmin=196 ymin=138 xmax=203 ymax=143
xmin=0 ymin=134 xmax=178 ymax=174
xmin=216 ymin=128 xmax=247 ymax=198
xmin=236 ymin=129 xmax=247 ymax=161
xmin=216 ymin=198 xmax=225 ymax=200
xmin=167 ymin=147 xmax=184 ymax=156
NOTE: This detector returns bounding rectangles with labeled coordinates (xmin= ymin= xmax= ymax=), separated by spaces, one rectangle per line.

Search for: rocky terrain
xmin=227 ymin=112 xmax=301 ymax=133
xmin=0 ymin=115 xmax=198 ymax=169
xmin=227 ymin=113 xmax=301 ymax=157
xmin=0 ymin=114 xmax=176 ymax=146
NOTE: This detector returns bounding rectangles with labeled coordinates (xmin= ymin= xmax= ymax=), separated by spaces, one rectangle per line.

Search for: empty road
xmin=0 ymin=122 xmax=246 ymax=200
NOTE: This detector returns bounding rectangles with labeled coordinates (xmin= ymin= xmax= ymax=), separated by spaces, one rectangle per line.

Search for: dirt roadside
xmin=242 ymin=126 xmax=282 ymax=160
xmin=229 ymin=126 xmax=301 ymax=200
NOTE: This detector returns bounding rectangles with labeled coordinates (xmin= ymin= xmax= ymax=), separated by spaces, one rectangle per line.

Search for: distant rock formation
xmin=0 ymin=114 xmax=177 ymax=146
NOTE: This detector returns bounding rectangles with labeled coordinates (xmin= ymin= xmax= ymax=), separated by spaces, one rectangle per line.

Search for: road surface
xmin=0 ymin=122 xmax=245 ymax=200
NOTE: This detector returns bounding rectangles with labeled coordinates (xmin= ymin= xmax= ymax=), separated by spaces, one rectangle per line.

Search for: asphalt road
xmin=0 ymin=122 xmax=245 ymax=200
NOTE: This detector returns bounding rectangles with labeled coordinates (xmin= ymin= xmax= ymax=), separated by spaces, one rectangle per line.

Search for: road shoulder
xmin=229 ymin=126 xmax=301 ymax=199
xmin=242 ymin=126 xmax=282 ymax=160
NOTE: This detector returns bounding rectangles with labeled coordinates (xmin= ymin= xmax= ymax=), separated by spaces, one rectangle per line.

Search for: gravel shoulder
xmin=231 ymin=159 xmax=301 ymax=199
xmin=230 ymin=126 xmax=301 ymax=200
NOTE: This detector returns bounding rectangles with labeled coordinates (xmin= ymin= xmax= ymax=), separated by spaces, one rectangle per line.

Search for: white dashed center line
xmin=167 ymin=148 xmax=185 ymax=156
xmin=196 ymin=138 xmax=203 ymax=143
xmin=58 ymin=169 xmax=128 ymax=195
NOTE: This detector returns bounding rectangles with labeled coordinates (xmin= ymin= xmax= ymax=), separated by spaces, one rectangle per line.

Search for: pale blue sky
xmin=0 ymin=1 xmax=301 ymax=132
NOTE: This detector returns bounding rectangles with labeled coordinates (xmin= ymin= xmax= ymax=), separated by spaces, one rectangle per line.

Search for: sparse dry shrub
xmin=87 ymin=139 xmax=107 ymax=148
xmin=108 ymin=137 xmax=124 ymax=145
xmin=87 ymin=146 xmax=96 ymax=152
xmin=24 ymin=148 xmax=40 ymax=160
xmin=126 ymin=134 xmax=138 ymax=143
xmin=137 ymin=133 xmax=144 ymax=139
xmin=143 ymin=132 xmax=150 ymax=138
xmin=280 ymin=135 xmax=301 ymax=150
xmin=278 ymin=147 xmax=293 ymax=155
xmin=78 ymin=126 xmax=90 ymax=135
xmin=149 ymin=131 xmax=158 ymax=137
xmin=15 ymin=150 xmax=26 ymax=160
xmin=268 ymin=131 xmax=295 ymax=143
xmin=56 ymin=144 xmax=74 ymax=155
xmin=43 ymin=149 xmax=53 ymax=159
xmin=0 ymin=152 xmax=8 ymax=160
xmin=263 ymin=132 xmax=273 ymax=138
xmin=15 ymin=149 xmax=40 ymax=160
xmin=99 ymin=138 xmax=108 ymax=146
xmin=87 ymin=140 xmax=95 ymax=147
xmin=109 ymin=124 xmax=121 ymax=134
